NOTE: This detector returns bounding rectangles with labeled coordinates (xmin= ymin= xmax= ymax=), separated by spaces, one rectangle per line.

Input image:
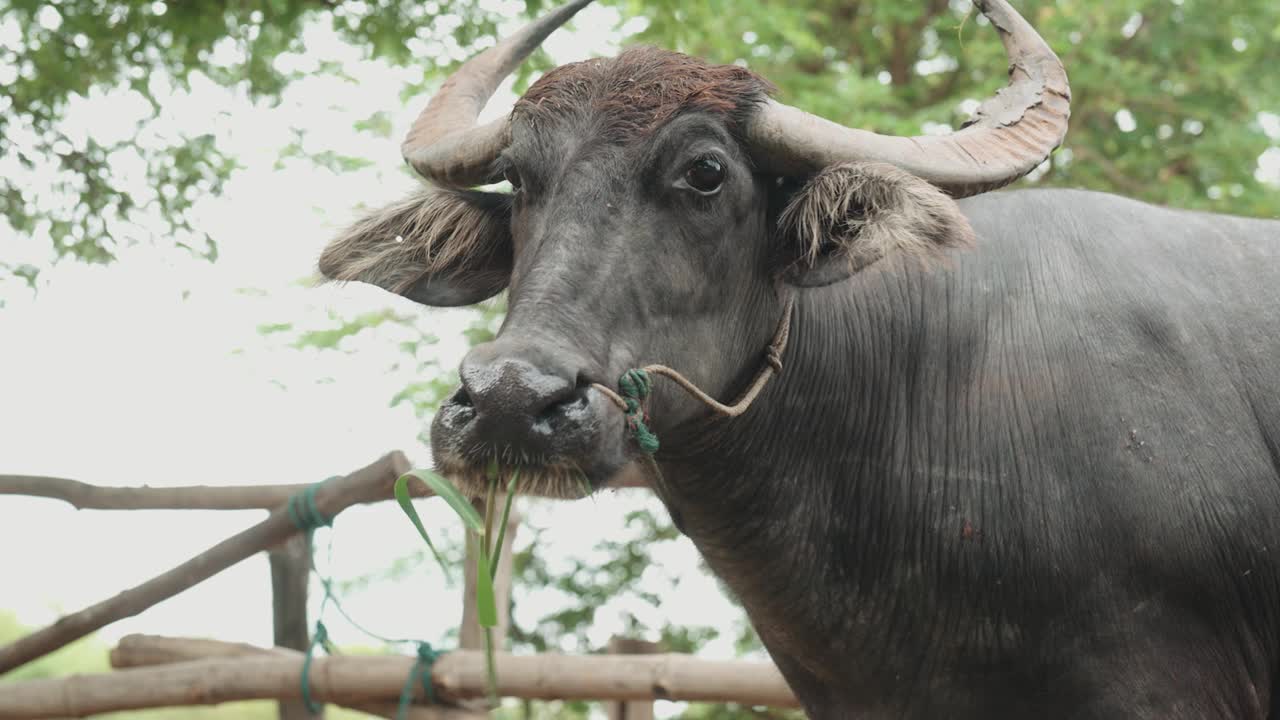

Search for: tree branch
xmin=888 ymin=0 xmax=951 ymax=86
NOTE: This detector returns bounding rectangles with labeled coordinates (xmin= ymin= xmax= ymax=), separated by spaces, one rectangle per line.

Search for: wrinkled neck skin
xmin=648 ymin=275 xmax=905 ymax=717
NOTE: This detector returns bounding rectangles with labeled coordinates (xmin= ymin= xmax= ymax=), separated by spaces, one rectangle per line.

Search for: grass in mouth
xmin=394 ymin=459 xmax=520 ymax=707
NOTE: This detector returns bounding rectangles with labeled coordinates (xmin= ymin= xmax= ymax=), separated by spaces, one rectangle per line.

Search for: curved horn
xmin=746 ymin=0 xmax=1070 ymax=197
xmin=402 ymin=0 xmax=595 ymax=188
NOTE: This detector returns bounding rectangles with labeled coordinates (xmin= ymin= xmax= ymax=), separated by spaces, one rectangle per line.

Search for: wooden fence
xmin=0 ymin=452 xmax=798 ymax=718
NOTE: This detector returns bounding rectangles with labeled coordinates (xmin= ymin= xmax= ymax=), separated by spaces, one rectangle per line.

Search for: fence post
xmin=269 ymin=534 xmax=322 ymax=720
xmin=606 ymin=636 xmax=660 ymax=720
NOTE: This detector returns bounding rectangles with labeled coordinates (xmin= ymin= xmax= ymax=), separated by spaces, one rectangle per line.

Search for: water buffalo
xmin=318 ymin=0 xmax=1280 ymax=716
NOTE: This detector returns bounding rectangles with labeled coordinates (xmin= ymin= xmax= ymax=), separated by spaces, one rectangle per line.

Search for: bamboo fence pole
xmin=0 ymin=451 xmax=410 ymax=675
xmin=109 ymin=634 xmax=297 ymax=666
xmin=269 ymin=533 xmax=321 ymax=720
xmin=0 ymin=637 xmax=799 ymax=718
xmin=0 ymin=470 xmax=415 ymax=511
xmin=0 ymin=460 xmax=647 ymax=511
xmin=0 ymin=474 xmax=332 ymax=510
xmin=109 ymin=634 xmax=482 ymax=720
xmin=606 ymin=636 xmax=661 ymax=720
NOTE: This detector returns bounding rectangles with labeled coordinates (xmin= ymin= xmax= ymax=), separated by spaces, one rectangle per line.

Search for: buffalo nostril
xmin=452 ymin=386 xmax=473 ymax=407
xmin=535 ymin=385 xmax=589 ymax=422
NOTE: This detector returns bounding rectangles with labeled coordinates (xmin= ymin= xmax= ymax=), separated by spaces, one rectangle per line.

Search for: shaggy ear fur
xmin=317 ymin=187 xmax=513 ymax=307
xmin=776 ymin=162 xmax=974 ymax=287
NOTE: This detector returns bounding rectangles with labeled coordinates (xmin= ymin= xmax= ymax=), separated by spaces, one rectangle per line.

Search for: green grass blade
xmin=483 ymin=628 xmax=499 ymax=705
xmin=392 ymin=474 xmax=453 ymax=580
xmin=484 ymin=467 xmax=498 ymax=554
xmin=489 ymin=469 xmax=520 ymax=581
xmin=476 ymin=548 xmax=498 ymax=627
xmin=575 ymin=471 xmax=592 ymax=499
xmin=398 ymin=469 xmax=484 ymax=533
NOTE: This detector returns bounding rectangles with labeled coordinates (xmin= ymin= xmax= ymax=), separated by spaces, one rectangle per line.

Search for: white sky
xmin=0 ymin=9 xmax=747 ymax=718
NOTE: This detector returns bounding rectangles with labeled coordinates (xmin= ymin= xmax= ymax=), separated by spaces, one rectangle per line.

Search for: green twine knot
xmin=300 ymin=620 xmax=331 ymax=713
xmin=397 ymin=641 xmax=443 ymax=717
xmin=619 ymin=368 xmax=660 ymax=454
xmin=287 ymin=481 xmax=333 ymax=533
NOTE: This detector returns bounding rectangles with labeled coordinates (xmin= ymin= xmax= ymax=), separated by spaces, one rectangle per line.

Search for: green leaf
xmin=398 ymin=469 xmax=484 ymax=533
xmin=392 ymin=473 xmax=452 ymax=580
xmin=476 ymin=549 xmax=498 ymax=627
xmin=483 ymin=459 xmax=499 ymax=549
xmin=291 ymin=309 xmax=412 ymax=350
xmin=256 ymin=322 xmax=293 ymax=335
xmin=482 ymin=627 xmax=500 ymax=706
xmin=489 ymin=468 xmax=520 ymax=581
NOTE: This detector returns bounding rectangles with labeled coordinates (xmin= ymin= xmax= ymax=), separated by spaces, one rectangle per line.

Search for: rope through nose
xmin=591 ymin=291 xmax=795 ymax=454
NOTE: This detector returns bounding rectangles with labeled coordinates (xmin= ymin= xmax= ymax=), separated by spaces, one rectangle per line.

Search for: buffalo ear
xmin=317 ymin=187 xmax=512 ymax=307
xmin=775 ymin=162 xmax=974 ymax=288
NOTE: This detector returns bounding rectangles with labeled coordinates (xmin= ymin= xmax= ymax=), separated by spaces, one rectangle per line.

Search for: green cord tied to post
xmin=619 ymin=368 xmax=660 ymax=454
xmin=397 ymin=641 xmax=442 ymax=717
xmin=287 ymin=480 xmax=334 ymax=534
xmin=299 ymin=620 xmax=331 ymax=713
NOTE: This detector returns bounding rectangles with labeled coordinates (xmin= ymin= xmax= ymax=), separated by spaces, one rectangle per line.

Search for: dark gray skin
xmin=667 ymin=190 xmax=1280 ymax=719
xmin=323 ymin=102 xmax=1280 ymax=716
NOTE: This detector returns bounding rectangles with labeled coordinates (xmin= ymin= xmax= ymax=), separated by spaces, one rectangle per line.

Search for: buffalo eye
xmin=503 ymin=166 xmax=523 ymax=190
xmin=684 ymin=156 xmax=725 ymax=194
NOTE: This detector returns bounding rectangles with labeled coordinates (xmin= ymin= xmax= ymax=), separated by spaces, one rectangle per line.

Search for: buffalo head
xmin=317 ymin=0 xmax=1070 ymax=498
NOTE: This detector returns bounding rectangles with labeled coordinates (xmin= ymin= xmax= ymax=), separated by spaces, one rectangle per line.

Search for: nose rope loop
xmin=593 ymin=291 xmax=795 ymax=454
xmin=618 ymin=369 xmax=660 ymax=454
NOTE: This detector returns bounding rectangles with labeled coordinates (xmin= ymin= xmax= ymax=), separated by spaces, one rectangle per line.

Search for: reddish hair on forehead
xmin=514 ymin=46 xmax=775 ymax=140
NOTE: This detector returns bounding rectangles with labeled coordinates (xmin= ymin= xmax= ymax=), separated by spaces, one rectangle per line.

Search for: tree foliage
xmin=0 ymin=0 xmax=517 ymax=282
xmin=629 ymin=0 xmax=1279 ymax=216
xmin=3 ymin=0 xmax=1276 ymax=283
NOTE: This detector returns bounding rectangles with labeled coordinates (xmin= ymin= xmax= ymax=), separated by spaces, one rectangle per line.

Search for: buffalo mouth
xmin=431 ymin=453 xmax=600 ymax=499
xmin=428 ymin=382 xmax=633 ymax=500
